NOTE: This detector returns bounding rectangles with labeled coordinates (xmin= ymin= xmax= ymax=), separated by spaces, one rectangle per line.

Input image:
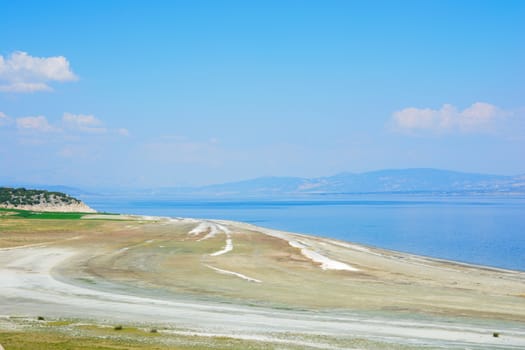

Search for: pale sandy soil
xmin=0 ymin=215 xmax=525 ymax=349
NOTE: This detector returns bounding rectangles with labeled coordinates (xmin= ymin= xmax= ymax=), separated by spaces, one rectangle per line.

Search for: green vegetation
xmin=0 ymin=187 xmax=80 ymax=208
xmin=0 ymin=325 xmax=426 ymax=350
xmin=0 ymin=319 xmax=314 ymax=350
xmin=0 ymin=330 xmax=175 ymax=350
xmin=0 ymin=208 xmax=84 ymax=219
xmin=0 ymin=214 xmax=112 ymax=249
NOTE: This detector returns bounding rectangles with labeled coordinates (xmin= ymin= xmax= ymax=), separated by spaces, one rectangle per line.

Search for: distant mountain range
xmin=153 ymin=168 xmax=525 ymax=197
xmin=4 ymin=169 xmax=525 ymax=198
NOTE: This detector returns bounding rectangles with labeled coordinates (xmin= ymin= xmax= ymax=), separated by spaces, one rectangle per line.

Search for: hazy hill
xmin=5 ymin=169 xmax=525 ymax=198
xmin=166 ymin=168 xmax=525 ymax=197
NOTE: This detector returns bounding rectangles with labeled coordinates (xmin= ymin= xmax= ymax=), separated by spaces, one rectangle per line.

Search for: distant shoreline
xmin=3 ymin=202 xmax=524 ymax=273
xmin=79 ymin=194 xmax=525 ymax=272
xmin=80 ymin=211 xmax=525 ymax=274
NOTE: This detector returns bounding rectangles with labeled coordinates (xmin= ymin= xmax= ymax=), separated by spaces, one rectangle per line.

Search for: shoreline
xmin=1 ymin=210 xmax=525 ymax=349
xmin=2 ymin=205 xmax=524 ymax=273
xmin=85 ymin=212 xmax=525 ymax=274
xmin=79 ymin=193 xmax=525 ymax=272
xmin=224 ymin=218 xmax=525 ymax=275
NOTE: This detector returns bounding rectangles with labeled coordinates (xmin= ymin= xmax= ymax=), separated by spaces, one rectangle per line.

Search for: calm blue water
xmin=83 ymin=195 xmax=525 ymax=271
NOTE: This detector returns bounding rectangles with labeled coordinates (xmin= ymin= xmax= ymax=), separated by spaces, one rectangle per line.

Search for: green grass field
xmin=0 ymin=208 xmax=85 ymax=219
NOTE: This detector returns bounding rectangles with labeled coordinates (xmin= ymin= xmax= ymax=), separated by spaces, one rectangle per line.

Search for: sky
xmin=1 ymin=0 xmax=524 ymax=188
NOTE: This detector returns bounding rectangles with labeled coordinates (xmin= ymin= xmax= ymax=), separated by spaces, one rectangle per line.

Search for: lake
xmin=83 ymin=194 xmax=525 ymax=271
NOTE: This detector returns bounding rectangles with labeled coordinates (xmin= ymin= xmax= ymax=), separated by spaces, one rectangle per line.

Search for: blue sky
xmin=1 ymin=1 xmax=524 ymax=187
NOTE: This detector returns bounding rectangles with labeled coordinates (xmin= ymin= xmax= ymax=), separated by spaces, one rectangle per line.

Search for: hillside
xmin=0 ymin=187 xmax=96 ymax=213
xmin=6 ymin=169 xmax=525 ymax=198
xmin=151 ymin=168 xmax=525 ymax=197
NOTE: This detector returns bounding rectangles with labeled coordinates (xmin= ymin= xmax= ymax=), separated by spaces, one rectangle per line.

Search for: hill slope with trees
xmin=0 ymin=187 xmax=95 ymax=213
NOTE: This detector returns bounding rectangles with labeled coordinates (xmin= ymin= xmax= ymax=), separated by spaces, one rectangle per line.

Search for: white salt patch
xmin=189 ymin=221 xmax=222 ymax=241
xmin=329 ymin=240 xmax=370 ymax=253
xmin=189 ymin=222 xmax=210 ymax=236
xmin=139 ymin=215 xmax=164 ymax=221
xmin=289 ymin=241 xmax=359 ymax=272
xmin=289 ymin=240 xmax=306 ymax=249
xmin=204 ymin=264 xmax=261 ymax=283
xmin=209 ymin=223 xmax=234 ymax=256
xmin=244 ymin=225 xmax=359 ymax=272
xmin=210 ymin=238 xmax=233 ymax=256
xmin=216 ymin=224 xmax=231 ymax=234
xmin=198 ymin=225 xmax=219 ymax=241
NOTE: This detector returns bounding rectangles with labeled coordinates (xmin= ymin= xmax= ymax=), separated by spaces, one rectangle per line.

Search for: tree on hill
xmin=0 ymin=187 xmax=80 ymax=207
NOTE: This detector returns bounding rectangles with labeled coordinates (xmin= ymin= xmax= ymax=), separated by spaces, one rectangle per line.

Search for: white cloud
xmin=6 ymin=112 xmax=128 ymax=140
xmin=62 ymin=113 xmax=107 ymax=133
xmin=16 ymin=116 xmax=57 ymax=132
xmin=459 ymin=102 xmax=500 ymax=129
xmin=0 ymin=51 xmax=77 ymax=93
xmin=391 ymin=102 xmax=505 ymax=134
xmin=0 ymin=112 xmax=12 ymax=126
xmin=117 ymin=128 xmax=130 ymax=136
